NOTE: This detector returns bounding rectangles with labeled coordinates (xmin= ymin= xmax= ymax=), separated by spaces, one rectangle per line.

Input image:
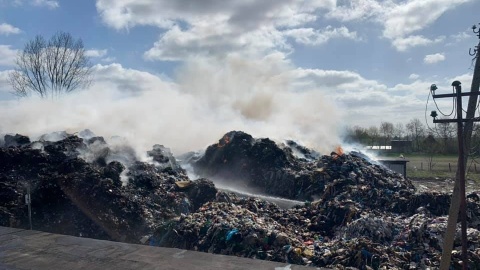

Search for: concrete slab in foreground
xmin=0 ymin=226 xmax=322 ymax=270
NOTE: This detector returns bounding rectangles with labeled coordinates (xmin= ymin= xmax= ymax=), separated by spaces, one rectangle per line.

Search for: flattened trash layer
xmin=0 ymin=226 xmax=318 ymax=270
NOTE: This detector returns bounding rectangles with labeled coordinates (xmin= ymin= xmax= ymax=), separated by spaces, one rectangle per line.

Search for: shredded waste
xmin=1 ymin=130 xmax=480 ymax=269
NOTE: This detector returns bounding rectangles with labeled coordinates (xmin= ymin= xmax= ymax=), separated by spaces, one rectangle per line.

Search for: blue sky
xmin=0 ymin=0 xmax=480 ymax=152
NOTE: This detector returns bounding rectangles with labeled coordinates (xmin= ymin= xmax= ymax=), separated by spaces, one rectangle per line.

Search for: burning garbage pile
xmin=191 ymin=131 xmax=327 ymax=200
xmin=1 ymin=130 xmax=480 ymax=269
xmin=0 ymin=131 xmax=216 ymax=242
xmin=164 ymin=131 xmax=480 ymax=268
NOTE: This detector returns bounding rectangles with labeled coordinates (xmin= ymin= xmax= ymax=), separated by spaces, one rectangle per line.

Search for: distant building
xmin=365 ymin=140 xmax=412 ymax=153
xmin=391 ymin=140 xmax=412 ymax=153
xmin=365 ymin=146 xmax=392 ymax=150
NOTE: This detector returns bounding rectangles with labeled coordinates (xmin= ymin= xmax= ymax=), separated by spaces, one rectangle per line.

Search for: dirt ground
xmin=410 ymin=177 xmax=480 ymax=193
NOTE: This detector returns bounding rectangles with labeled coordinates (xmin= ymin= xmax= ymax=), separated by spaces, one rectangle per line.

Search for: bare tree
xmin=437 ymin=120 xmax=455 ymax=153
xmin=349 ymin=126 xmax=370 ymax=145
xmin=423 ymin=133 xmax=439 ymax=171
xmin=8 ymin=31 xmax=92 ymax=98
xmin=394 ymin=123 xmax=405 ymax=139
xmin=367 ymin=126 xmax=379 ymax=146
xmin=406 ymin=118 xmax=425 ymax=151
xmin=379 ymin=121 xmax=394 ymax=147
xmin=471 ymin=123 xmax=480 ymax=155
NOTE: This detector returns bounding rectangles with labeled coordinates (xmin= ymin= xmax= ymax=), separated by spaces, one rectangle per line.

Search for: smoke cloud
xmin=0 ymin=53 xmax=341 ymax=156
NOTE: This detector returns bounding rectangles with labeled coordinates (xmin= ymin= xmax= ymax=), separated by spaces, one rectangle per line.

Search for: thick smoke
xmin=0 ymin=53 xmax=341 ymax=156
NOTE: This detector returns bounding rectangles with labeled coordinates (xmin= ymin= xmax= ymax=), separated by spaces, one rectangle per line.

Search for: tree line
xmin=344 ymin=118 xmax=480 ymax=155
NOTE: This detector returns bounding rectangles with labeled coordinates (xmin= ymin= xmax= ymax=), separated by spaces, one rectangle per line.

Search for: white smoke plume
xmin=0 ymin=53 xmax=341 ymax=156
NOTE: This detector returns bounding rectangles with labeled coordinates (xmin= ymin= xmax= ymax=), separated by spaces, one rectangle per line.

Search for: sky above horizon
xmin=0 ymin=0 xmax=479 ymax=152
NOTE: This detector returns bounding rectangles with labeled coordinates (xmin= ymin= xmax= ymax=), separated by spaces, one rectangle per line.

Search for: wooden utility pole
xmin=432 ymin=81 xmax=479 ymax=269
xmin=439 ymin=23 xmax=480 ymax=270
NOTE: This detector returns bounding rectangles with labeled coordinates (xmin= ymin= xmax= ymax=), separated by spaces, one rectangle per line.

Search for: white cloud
xmin=85 ymin=49 xmax=108 ymax=58
xmin=326 ymin=0 xmax=389 ymax=22
xmin=382 ymin=0 xmax=471 ymax=39
xmin=424 ymin=53 xmax=446 ymax=64
xmin=32 ymin=0 xmax=58 ymax=9
xmin=445 ymin=29 xmax=475 ymax=46
xmin=450 ymin=30 xmax=471 ymax=41
xmin=283 ymin=26 xmax=359 ymax=45
xmin=101 ymin=57 xmax=116 ymax=63
xmin=0 ymin=23 xmax=21 ymax=35
xmin=91 ymin=63 xmax=174 ymax=94
xmin=96 ymin=0 xmax=334 ymax=30
xmin=391 ymin=35 xmax=445 ymax=51
xmin=0 ymin=45 xmax=18 ymax=67
xmin=97 ymin=0 xmax=341 ymax=61
xmin=143 ymin=23 xmax=288 ymax=61
xmin=409 ymin=74 xmax=420 ymax=80
xmin=289 ymin=68 xmax=452 ymax=126
xmin=0 ymin=70 xmax=12 ymax=93
xmin=383 ymin=74 xmax=480 ymax=125
xmin=291 ymin=68 xmax=386 ymax=92
xmin=287 ymin=68 xmax=423 ymax=125
xmin=325 ymin=0 xmax=472 ymax=51
xmin=446 ymin=73 xmax=473 ymax=90
xmin=390 ymin=80 xmax=433 ymax=95
xmin=96 ymin=0 xmax=472 ymax=58
xmin=87 ymin=0 xmax=473 ymax=129
xmin=389 ymin=75 xmax=474 ymax=97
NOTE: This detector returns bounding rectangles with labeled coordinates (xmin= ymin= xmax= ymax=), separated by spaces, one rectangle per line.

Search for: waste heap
xmin=0 ymin=131 xmax=217 ymax=242
xmin=192 ymin=131 xmax=327 ymax=200
xmin=2 ymin=130 xmax=480 ymax=269
xmin=155 ymin=131 xmax=480 ymax=269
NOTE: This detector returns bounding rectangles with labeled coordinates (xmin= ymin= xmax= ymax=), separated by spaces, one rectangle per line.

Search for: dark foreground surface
xmin=0 ymin=226 xmax=317 ymax=270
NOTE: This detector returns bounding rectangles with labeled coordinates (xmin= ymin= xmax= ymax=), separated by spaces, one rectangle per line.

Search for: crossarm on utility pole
xmin=439 ymin=40 xmax=480 ymax=270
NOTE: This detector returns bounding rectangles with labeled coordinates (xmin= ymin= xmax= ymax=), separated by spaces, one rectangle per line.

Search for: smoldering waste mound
xmin=0 ymin=132 xmax=217 ymax=242
xmin=163 ymin=131 xmax=480 ymax=269
xmin=1 ymin=130 xmax=480 ymax=269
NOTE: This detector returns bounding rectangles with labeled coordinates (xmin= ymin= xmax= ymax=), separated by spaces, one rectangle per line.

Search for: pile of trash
xmin=192 ymin=131 xmax=331 ymax=200
xmin=0 ymin=131 xmax=216 ymax=242
xmin=151 ymin=192 xmax=480 ymax=269
xmin=171 ymin=131 xmax=480 ymax=268
xmin=1 ymin=130 xmax=480 ymax=269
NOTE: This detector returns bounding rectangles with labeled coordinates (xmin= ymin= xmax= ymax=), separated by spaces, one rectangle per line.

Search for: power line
xmin=425 ymin=87 xmax=455 ymax=137
xmin=431 ymin=81 xmax=480 ymax=270
xmin=431 ymin=85 xmax=456 ymax=117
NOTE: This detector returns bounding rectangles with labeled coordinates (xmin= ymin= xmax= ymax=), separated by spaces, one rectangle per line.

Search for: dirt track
xmin=411 ymin=177 xmax=480 ymax=193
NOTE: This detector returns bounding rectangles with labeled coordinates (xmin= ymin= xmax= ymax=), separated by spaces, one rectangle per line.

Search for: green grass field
xmin=399 ymin=154 xmax=480 ymax=181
